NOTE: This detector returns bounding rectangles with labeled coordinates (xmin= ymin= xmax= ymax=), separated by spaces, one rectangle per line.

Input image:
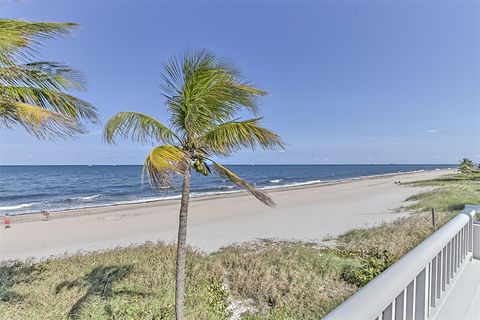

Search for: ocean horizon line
xmin=0 ymin=163 xmax=457 ymax=167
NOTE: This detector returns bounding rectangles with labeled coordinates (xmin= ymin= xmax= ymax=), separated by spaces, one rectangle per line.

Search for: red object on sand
xmin=3 ymin=216 xmax=10 ymax=226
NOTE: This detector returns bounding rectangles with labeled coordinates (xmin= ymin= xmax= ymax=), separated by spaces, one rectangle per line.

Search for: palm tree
xmin=104 ymin=50 xmax=284 ymax=319
xmin=0 ymin=19 xmax=98 ymax=139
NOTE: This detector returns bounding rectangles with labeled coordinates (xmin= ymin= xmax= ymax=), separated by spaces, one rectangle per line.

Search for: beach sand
xmin=0 ymin=169 xmax=452 ymax=261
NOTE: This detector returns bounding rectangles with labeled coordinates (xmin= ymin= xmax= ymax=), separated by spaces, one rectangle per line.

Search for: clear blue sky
xmin=1 ymin=1 xmax=479 ymax=165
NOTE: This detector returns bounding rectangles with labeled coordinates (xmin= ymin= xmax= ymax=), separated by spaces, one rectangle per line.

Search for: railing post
xmin=468 ymin=206 xmax=480 ymax=260
xmin=464 ymin=205 xmax=478 ymax=255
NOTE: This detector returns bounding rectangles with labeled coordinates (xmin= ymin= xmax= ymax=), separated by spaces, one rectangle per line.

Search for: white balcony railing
xmin=323 ymin=205 xmax=478 ymax=320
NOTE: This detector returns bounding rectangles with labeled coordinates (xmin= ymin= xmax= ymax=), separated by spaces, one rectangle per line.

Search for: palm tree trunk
xmin=175 ymin=168 xmax=191 ymax=320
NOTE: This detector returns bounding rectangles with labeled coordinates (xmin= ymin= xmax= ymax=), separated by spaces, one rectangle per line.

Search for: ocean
xmin=0 ymin=164 xmax=453 ymax=216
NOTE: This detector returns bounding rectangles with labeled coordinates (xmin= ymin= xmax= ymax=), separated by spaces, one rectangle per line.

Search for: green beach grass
xmin=1 ymin=172 xmax=479 ymax=320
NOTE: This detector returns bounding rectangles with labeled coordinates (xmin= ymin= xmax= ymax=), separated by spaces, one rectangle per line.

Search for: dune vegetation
xmin=1 ymin=172 xmax=479 ymax=320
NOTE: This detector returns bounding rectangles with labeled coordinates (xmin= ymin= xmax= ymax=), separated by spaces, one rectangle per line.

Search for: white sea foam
xmin=78 ymin=194 xmax=103 ymax=201
xmin=69 ymin=194 xmax=103 ymax=201
xmin=110 ymin=195 xmax=181 ymax=206
xmin=269 ymin=179 xmax=283 ymax=183
xmin=261 ymin=180 xmax=322 ymax=190
xmin=218 ymin=185 xmax=235 ymax=189
xmin=0 ymin=203 xmax=36 ymax=211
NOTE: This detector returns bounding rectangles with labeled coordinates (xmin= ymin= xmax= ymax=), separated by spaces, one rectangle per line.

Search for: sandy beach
xmin=0 ymin=169 xmax=452 ymax=261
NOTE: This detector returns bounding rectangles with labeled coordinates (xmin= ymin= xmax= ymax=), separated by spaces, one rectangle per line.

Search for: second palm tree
xmin=104 ymin=49 xmax=284 ymax=320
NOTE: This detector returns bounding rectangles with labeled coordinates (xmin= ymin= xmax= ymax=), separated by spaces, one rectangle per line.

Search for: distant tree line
xmin=459 ymin=158 xmax=480 ymax=173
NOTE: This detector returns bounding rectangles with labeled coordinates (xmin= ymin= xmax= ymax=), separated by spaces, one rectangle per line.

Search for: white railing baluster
xmin=395 ymin=289 xmax=406 ymax=320
xmin=459 ymin=230 xmax=462 ymax=263
xmin=430 ymin=256 xmax=437 ymax=308
xmin=449 ymin=240 xmax=454 ymax=279
xmin=406 ymin=280 xmax=415 ymax=320
xmin=436 ymin=251 xmax=442 ymax=300
xmin=415 ymin=267 xmax=428 ymax=320
xmin=469 ymin=218 xmax=473 ymax=252
xmin=446 ymin=240 xmax=451 ymax=284
xmin=460 ymin=227 xmax=464 ymax=260
xmin=442 ymin=246 xmax=447 ymax=292
xmin=383 ymin=302 xmax=393 ymax=320
xmin=453 ymin=235 xmax=457 ymax=272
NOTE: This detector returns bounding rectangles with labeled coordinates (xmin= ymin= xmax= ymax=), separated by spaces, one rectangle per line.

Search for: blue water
xmin=0 ymin=164 xmax=453 ymax=216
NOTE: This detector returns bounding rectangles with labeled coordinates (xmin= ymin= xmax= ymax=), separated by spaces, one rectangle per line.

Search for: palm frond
xmin=0 ymin=19 xmax=96 ymax=140
xmin=161 ymin=49 xmax=266 ymax=139
xmin=0 ymin=19 xmax=77 ymax=63
xmin=143 ymin=145 xmax=189 ymax=190
xmin=104 ymin=112 xmax=179 ymax=145
xmin=201 ymin=118 xmax=285 ymax=156
xmin=0 ymin=62 xmax=86 ymax=91
xmin=213 ymin=162 xmax=275 ymax=207
xmin=0 ymin=85 xmax=97 ymax=123
xmin=0 ymin=100 xmax=84 ymax=139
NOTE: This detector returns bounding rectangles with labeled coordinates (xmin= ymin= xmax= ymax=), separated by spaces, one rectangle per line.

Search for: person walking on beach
xmin=42 ymin=210 xmax=51 ymax=221
xmin=3 ymin=214 xmax=11 ymax=229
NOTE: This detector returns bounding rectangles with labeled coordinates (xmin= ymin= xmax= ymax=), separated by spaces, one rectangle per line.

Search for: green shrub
xmin=203 ymin=276 xmax=231 ymax=318
xmin=459 ymin=158 xmax=476 ymax=173
xmin=339 ymin=249 xmax=397 ymax=288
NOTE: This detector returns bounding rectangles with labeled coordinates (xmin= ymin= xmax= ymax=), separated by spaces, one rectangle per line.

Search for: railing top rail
xmin=323 ymin=205 xmax=477 ymax=320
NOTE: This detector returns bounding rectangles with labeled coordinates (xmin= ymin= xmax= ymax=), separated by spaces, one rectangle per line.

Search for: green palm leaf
xmin=213 ymin=162 xmax=275 ymax=207
xmin=201 ymin=118 xmax=285 ymax=156
xmin=0 ymin=85 xmax=97 ymax=122
xmin=0 ymin=19 xmax=98 ymax=138
xmin=0 ymin=62 xmax=85 ymax=91
xmin=103 ymin=112 xmax=179 ymax=145
xmin=0 ymin=100 xmax=83 ymax=138
xmin=143 ymin=145 xmax=188 ymax=190
xmin=0 ymin=19 xmax=77 ymax=63
xmin=161 ymin=49 xmax=265 ymax=138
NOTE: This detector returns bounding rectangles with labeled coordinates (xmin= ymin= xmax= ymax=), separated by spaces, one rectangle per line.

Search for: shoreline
xmin=0 ymin=169 xmax=453 ymax=260
xmin=8 ymin=168 xmax=452 ymax=222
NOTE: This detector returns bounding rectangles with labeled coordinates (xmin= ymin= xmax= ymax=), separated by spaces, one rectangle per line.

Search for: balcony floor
xmin=435 ymin=258 xmax=480 ymax=320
